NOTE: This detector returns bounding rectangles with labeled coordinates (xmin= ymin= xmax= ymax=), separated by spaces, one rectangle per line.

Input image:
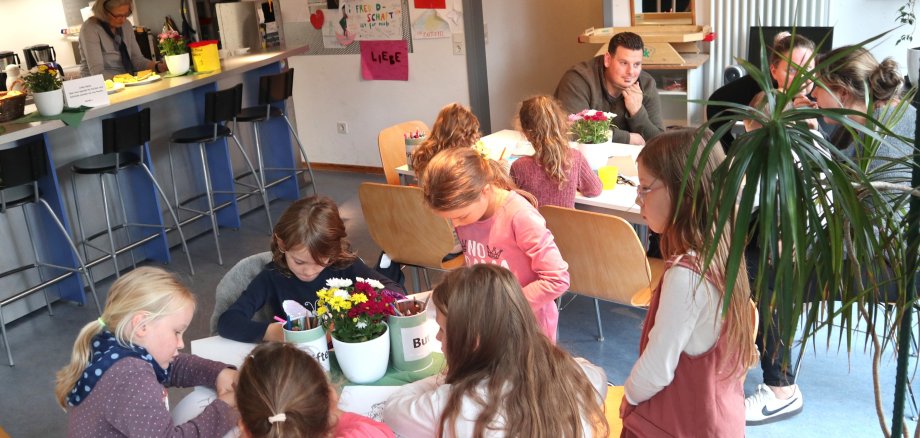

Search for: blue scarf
xmin=67 ymin=330 xmax=170 ymax=407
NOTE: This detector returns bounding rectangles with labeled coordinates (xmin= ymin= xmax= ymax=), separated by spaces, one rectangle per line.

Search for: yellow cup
xmin=598 ymin=165 xmax=619 ymax=190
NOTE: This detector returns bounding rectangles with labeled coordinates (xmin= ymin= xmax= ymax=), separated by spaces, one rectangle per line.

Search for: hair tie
xmin=268 ymin=413 xmax=286 ymax=424
xmin=97 ymin=317 xmax=106 ymax=328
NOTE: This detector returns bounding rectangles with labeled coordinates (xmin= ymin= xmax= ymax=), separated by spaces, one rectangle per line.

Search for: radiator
xmin=703 ymin=0 xmax=830 ymax=103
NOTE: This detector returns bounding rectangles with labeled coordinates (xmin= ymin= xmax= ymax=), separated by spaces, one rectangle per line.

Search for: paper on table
xmin=338 ymin=386 xmax=402 ymax=421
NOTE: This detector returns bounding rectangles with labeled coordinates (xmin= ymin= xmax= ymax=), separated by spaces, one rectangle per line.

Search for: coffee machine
xmin=0 ymin=51 xmax=21 ymax=92
xmin=23 ymin=44 xmax=65 ymax=76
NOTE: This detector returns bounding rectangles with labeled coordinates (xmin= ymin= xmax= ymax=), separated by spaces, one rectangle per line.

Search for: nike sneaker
xmin=745 ymin=383 xmax=803 ymax=425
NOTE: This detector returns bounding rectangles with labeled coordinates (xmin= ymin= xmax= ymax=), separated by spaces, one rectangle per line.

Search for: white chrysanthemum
xmin=356 ymin=321 xmax=368 ymax=329
xmin=364 ymin=278 xmax=385 ymax=290
xmin=326 ymin=277 xmax=353 ymax=288
xmin=333 ymin=289 xmax=351 ymax=300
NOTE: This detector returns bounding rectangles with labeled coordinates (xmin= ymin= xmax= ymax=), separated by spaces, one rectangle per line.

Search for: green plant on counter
xmin=22 ymin=64 xmax=62 ymax=93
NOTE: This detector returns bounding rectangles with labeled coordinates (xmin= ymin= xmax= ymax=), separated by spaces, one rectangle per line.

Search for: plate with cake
xmin=113 ymin=70 xmax=161 ymax=86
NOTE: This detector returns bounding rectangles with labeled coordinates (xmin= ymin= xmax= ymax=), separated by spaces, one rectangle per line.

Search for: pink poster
xmin=360 ymin=40 xmax=409 ymax=81
xmin=414 ymin=0 xmax=446 ymax=8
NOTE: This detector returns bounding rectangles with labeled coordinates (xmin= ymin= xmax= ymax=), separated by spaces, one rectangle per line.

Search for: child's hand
xmin=215 ymin=368 xmax=239 ymax=407
xmin=264 ymin=322 xmax=285 ymax=342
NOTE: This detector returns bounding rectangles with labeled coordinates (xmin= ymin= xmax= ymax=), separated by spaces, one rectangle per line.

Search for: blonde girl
xmin=237 ymin=342 xmax=393 ymax=438
xmin=510 ymin=95 xmax=602 ymax=208
xmin=218 ymin=196 xmax=405 ymax=343
xmin=383 ymin=264 xmax=608 ymax=437
xmin=410 ymin=102 xmax=481 ymax=177
xmin=55 ymin=267 xmax=238 ymax=437
xmin=620 ymin=129 xmax=755 ymax=437
xmin=420 ymin=147 xmax=568 ymax=342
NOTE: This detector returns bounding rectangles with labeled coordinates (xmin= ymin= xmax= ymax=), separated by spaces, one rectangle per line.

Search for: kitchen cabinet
xmin=643 ymin=53 xmax=708 ymax=128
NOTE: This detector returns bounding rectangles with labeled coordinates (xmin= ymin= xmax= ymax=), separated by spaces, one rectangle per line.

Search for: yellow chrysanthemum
xmin=351 ymin=293 xmax=368 ymax=304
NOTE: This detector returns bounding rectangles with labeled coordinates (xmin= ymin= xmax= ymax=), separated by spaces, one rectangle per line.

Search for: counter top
xmin=0 ymin=44 xmax=309 ymax=146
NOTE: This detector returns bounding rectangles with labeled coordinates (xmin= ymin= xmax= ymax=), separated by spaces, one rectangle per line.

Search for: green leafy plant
xmin=157 ymin=30 xmax=188 ymax=56
xmin=897 ymin=0 xmax=917 ymax=45
xmin=697 ymin=29 xmax=919 ymax=436
xmin=22 ymin=64 xmax=62 ymax=93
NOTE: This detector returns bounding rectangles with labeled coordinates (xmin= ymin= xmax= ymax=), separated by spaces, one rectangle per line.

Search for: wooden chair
xmin=358 ymin=182 xmax=463 ymax=291
xmin=539 ymin=205 xmax=664 ymax=341
xmin=377 ymin=120 xmax=429 ymax=185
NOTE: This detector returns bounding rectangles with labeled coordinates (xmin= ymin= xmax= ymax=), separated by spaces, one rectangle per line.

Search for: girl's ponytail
xmin=54 ymin=320 xmax=105 ymax=408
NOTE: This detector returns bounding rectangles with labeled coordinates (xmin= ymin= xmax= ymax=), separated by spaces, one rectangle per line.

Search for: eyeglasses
xmin=106 ymin=8 xmax=132 ymax=19
xmin=636 ymin=178 xmax=664 ymax=201
xmin=617 ymin=175 xmax=636 ymax=187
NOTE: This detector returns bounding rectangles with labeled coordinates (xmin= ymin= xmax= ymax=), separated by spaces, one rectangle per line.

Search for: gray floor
xmin=0 ymin=169 xmax=914 ymax=437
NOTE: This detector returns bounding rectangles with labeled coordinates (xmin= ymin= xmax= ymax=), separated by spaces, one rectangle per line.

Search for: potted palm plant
xmin=699 ymin=30 xmax=919 ymax=436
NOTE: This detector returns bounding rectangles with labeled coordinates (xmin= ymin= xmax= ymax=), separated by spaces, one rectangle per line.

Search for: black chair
xmin=69 ymin=108 xmax=194 ymax=278
xmin=168 ymin=84 xmax=272 ymax=265
xmin=0 ymin=138 xmax=101 ymax=366
xmin=705 ymin=74 xmax=762 ymax=151
xmin=235 ymin=68 xmax=317 ymax=196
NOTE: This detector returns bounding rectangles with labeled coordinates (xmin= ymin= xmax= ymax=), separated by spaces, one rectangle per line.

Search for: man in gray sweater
xmin=555 ymin=32 xmax=665 ymax=145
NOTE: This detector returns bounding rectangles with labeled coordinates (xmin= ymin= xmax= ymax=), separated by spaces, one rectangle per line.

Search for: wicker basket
xmin=0 ymin=91 xmax=26 ymax=123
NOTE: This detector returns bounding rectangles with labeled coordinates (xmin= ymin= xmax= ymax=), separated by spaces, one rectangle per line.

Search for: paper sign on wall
xmin=342 ymin=0 xmax=403 ymax=40
xmin=62 ymin=75 xmax=109 ymax=108
xmin=360 ymin=40 xmax=408 ymax=81
xmin=414 ymin=0 xmax=445 ymax=8
xmin=412 ymin=9 xmax=449 ymax=39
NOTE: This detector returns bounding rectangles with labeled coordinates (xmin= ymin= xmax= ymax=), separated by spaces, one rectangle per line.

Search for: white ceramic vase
xmin=907 ymin=47 xmax=920 ymax=87
xmin=164 ymin=53 xmax=190 ymax=76
xmin=577 ymin=140 xmax=613 ymax=170
xmin=33 ymin=88 xmax=63 ymax=117
xmin=332 ymin=324 xmax=390 ymax=384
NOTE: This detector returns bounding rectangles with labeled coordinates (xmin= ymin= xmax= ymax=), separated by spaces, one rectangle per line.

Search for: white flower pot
xmin=576 ymin=141 xmax=613 ymax=170
xmin=907 ymin=47 xmax=920 ymax=87
xmin=332 ymin=324 xmax=390 ymax=383
xmin=164 ymin=53 xmax=190 ymax=76
xmin=33 ymin=88 xmax=63 ymax=116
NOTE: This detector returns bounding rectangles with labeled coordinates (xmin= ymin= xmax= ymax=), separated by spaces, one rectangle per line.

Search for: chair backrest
xmin=540 ymin=205 xmax=652 ymax=305
xmin=204 ymin=83 xmax=243 ymax=124
xmin=358 ymin=182 xmax=457 ymax=269
xmin=0 ymin=137 xmax=47 ymax=189
xmin=258 ymin=68 xmax=294 ymax=105
xmin=209 ymin=251 xmax=274 ymax=335
xmin=378 ymin=120 xmax=429 ymax=185
xmin=102 ymin=108 xmax=151 ymax=154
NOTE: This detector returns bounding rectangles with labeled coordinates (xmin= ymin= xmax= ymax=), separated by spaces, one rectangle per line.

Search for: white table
xmin=398 ymin=129 xmax=646 ymax=225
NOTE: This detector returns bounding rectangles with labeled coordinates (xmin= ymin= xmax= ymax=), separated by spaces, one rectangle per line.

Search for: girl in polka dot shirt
xmin=54 ymin=267 xmax=239 ymax=437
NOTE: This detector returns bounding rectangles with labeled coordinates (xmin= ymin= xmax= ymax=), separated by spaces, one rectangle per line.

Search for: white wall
xmin=483 ymin=0 xmax=604 ymax=131
xmin=0 ymin=0 xmax=76 ymax=68
xmin=829 ymin=0 xmax=920 ymax=73
xmin=289 ymin=35 xmax=469 ymax=167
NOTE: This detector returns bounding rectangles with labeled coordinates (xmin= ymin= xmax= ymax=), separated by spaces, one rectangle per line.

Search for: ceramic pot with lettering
xmin=387 ymin=299 xmax=433 ymax=372
xmin=33 ymin=88 xmax=63 ymax=116
xmin=283 ymin=324 xmax=330 ymax=372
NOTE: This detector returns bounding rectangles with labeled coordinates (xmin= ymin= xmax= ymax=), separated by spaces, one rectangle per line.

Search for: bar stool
xmin=0 ymin=138 xmax=101 ymax=366
xmin=69 ymin=108 xmax=194 ymax=278
xmin=168 ymin=84 xmax=272 ymax=265
xmin=235 ymin=68 xmax=317 ymax=196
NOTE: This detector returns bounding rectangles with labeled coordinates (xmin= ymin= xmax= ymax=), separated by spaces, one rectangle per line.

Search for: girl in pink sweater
xmin=236 ymin=342 xmax=394 ymax=438
xmin=419 ymin=147 xmax=570 ymax=342
xmin=511 ymin=95 xmax=602 ymax=207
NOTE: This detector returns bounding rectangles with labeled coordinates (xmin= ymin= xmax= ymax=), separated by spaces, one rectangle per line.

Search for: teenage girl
xmin=510 ymin=95 xmax=602 ymax=208
xmin=383 ymin=264 xmax=608 ymax=437
xmin=218 ymin=196 xmax=405 ymax=343
xmin=237 ymin=342 xmax=393 ymax=438
xmin=55 ymin=267 xmax=239 ymax=437
xmin=419 ymin=147 xmax=569 ymax=342
xmin=744 ymin=33 xmax=818 ymax=132
xmin=620 ymin=129 xmax=755 ymax=437
xmin=410 ymin=102 xmax=481 ymax=177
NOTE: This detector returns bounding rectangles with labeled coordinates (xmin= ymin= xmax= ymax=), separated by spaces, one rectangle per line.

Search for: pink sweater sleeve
xmin=511 ymin=207 xmax=570 ymax=307
xmin=334 ymin=412 xmax=395 ymax=438
xmin=573 ymin=150 xmax=603 ymax=198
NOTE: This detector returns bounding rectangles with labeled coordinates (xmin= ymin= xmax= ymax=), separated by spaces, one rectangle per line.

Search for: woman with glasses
xmin=78 ymin=0 xmax=165 ymax=79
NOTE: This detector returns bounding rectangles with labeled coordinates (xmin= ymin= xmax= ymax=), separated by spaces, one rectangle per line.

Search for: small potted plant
xmin=316 ymin=277 xmax=397 ymax=383
xmin=568 ymin=109 xmax=617 ymax=169
xmin=157 ymin=30 xmax=190 ymax=76
xmin=23 ymin=63 xmax=64 ymax=116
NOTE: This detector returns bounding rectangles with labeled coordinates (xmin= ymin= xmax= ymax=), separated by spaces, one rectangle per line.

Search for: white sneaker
xmin=745 ymin=384 xmax=803 ymax=425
